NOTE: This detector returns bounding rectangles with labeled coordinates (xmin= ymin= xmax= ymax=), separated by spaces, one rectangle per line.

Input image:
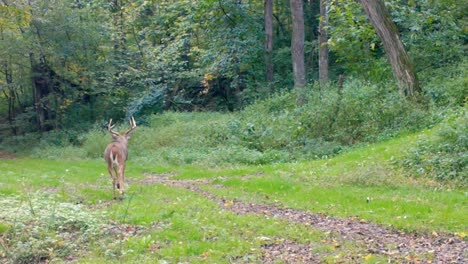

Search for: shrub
xmin=231 ymin=79 xmax=434 ymax=162
xmin=422 ymin=61 xmax=468 ymax=107
xmin=81 ymin=128 xmax=109 ymax=159
xmin=28 ymin=79 xmax=436 ymax=165
xmin=399 ymin=108 xmax=467 ymax=186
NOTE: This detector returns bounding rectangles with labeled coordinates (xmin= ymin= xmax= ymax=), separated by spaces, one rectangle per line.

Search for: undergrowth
xmin=398 ymin=108 xmax=467 ymax=187
xmin=1 ymin=73 xmax=465 ymax=184
xmin=16 ymin=79 xmax=441 ymax=167
xmin=0 ymin=194 xmax=106 ymax=264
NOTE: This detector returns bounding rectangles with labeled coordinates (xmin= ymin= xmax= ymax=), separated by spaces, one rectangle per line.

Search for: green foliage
xmin=422 ymin=60 xmax=468 ymax=107
xmin=1 ymin=0 xmax=466 ymax=133
xmin=81 ymin=128 xmax=109 ymax=159
xmin=387 ymin=0 xmax=466 ymax=71
xmin=327 ymin=0 xmax=466 ymax=82
xmin=232 ymin=79 xmax=433 ymax=160
xmin=19 ymin=78 xmax=441 ymax=166
xmin=399 ymin=109 xmax=467 ymax=186
xmin=328 ymin=0 xmax=384 ymax=77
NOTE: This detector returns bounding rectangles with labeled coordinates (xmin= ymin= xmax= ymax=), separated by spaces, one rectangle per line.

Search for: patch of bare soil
xmin=141 ymin=173 xmax=467 ymax=263
xmin=103 ymin=220 xmax=147 ymax=239
xmin=0 ymin=150 xmax=16 ymax=159
xmin=260 ymin=240 xmax=325 ymax=263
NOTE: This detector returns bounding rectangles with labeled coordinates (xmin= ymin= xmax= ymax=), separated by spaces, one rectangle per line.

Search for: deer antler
xmin=124 ymin=116 xmax=137 ymax=136
xmin=108 ymin=119 xmax=120 ymax=137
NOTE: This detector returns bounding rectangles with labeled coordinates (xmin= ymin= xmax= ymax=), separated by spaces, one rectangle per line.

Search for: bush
xmin=422 ymin=61 xmax=468 ymax=107
xmin=230 ymin=79 xmax=434 ymax=162
xmin=399 ymin=108 xmax=467 ymax=186
xmin=81 ymin=127 xmax=109 ymax=159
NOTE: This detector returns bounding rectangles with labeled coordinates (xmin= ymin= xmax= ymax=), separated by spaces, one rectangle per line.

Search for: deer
xmin=104 ymin=117 xmax=136 ymax=200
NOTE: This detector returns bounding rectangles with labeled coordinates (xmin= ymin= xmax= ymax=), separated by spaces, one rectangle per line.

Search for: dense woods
xmin=0 ymin=0 xmax=464 ymax=136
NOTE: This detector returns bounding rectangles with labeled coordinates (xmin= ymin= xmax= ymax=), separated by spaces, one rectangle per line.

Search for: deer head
xmin=104 ymin=117 xmax=136 ymax=200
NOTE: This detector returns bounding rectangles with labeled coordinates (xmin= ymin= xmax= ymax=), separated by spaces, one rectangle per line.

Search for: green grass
xmin=0 ymin=125 xmax=466 ymax=263
xmin=209 ymin=131 xmax=466 ymax=233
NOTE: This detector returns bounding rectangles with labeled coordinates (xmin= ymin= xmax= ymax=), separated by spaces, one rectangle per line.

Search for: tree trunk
xmin=111 ymin=0 xmax=127 ymax=88
xmin=32 ymin=61 xmax=53 ymax=131
xmin=290 ymin=0 xmax=307 ymax=105
xmin=318 ymin=0 xmax=329 ymax=85
xmin=358 ymin=0 xmax=421 ymax=99
xmin=30 ymin=18 xmax=53 ymax=131
xmin=265 ymin=0 xmax=274 ymax=86
xmin=2 ymin=60 xmax=18 ymax=135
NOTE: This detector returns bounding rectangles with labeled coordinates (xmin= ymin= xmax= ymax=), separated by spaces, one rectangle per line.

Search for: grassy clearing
xmin=207 ymin=130 xmax=467 ymax=233
xmin=0 ymin=122 xmax=466 ymax=262
xmin=1 ymin=77 xmax=466 ymax=262
xmin=0 ymin=160 xmax=337 ymax=263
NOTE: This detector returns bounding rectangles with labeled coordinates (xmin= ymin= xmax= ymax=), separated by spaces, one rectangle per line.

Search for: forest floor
xmin=137 ymin=173 xmax=467 ymax=263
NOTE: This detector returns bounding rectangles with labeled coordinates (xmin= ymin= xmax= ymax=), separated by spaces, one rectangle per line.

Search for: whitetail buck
xmin=104 ymin=117 xmax=136 ymax=200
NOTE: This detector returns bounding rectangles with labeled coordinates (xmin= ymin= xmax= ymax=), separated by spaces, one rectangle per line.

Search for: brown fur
xmin=104 ymin=118 xmax=136 ymax=200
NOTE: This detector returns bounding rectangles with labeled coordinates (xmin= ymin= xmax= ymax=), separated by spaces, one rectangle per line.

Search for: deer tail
xmin=109 ymin=152 xmax=119 ymax=168
xmin=109 ymin=152 xmax=122 ymax=190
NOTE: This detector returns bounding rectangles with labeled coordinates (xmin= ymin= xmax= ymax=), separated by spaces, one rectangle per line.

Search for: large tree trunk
xmin=358 ymin=0 xmax=421 ymax=99
xmin=290 ymin=0 xmax=307 ymax=105
xmin=265 ymin=0 xmax=274 ymax=87
xmin=318 ymin=0 xmax=329 ymax=85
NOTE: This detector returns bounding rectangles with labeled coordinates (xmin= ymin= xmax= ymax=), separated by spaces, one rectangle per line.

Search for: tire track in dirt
xmin=140 ymin=173 xmax=467 ymax=263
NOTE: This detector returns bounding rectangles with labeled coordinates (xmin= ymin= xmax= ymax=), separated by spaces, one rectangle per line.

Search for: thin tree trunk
xmin=290 ymin=0 xmax=307 ymax=105
xmin=112 ymin=0 xmax=127 ymax=87
xmin=31 ymin=18 xmax=53 ymax=131
xmin=358 ymin=0 xmax=421 ymax=99
xmin=1 ymin=26 xmax=17 ymax=135
xmin=306 ymin=0 xmax=317 ymax=74
xmin=265 ymin=0 xmax=274 ymax=86
xmin=318 ymin=0 xmax=329 ymax=85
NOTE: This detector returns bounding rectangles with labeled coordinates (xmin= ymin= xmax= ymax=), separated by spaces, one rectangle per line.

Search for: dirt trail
xmin=140 ymin=173 xmax=467 ymax=263
xmin=0 ymin=151 xmax=16 ymax=159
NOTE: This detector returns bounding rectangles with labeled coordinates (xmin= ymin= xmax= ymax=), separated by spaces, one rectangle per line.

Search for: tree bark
xmin=290 ymin=0 xmax=307 ymax=105
xmin=318 ymin=0 xmax=329 ymax=85
xmin=265 ymin=0 xmax=274 ymax=86
xmin=358 ymin=0 xmax=421 ymax=99
xmin=2 ymin=60 xmax=18 ymax=135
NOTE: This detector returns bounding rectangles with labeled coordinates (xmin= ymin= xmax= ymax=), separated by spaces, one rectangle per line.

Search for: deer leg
xmin=108 ymin=166 xmax=117 ymax=200
xmin=121 ymin=164 xmax=126 ymax=195
xmin=112 ymin=181 xmax=117 ymax=200
xmin=117 ymin=166 xmax=124 ymax=200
